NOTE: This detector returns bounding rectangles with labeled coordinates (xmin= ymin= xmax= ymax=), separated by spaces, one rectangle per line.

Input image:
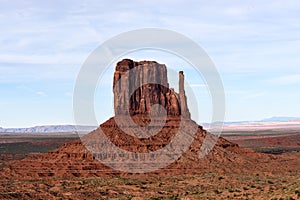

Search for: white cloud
xmin=242 ymin=92 xmax=265 ymax=100
xmin=65 ymin=92 xmax=72 ymax=96
xmin=268 ymin=74 xmax=300 ymax=85
xmin=0 ymin=53 xmax=86 ymax=65
xmin=36 ymin=91 xmax=47 ymax=97
xmin=189 ymin=83 xmax=207 ymax=88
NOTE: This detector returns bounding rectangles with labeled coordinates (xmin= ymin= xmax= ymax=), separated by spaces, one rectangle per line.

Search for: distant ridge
xmin=0 ymin=125 xmax=97 ymax=134
xmin=2 ymin=117 xmax=299 ymax=133
xmin=202 ymin=116 xmax=300 ymax=129
xmin=204 ymin=116 xmax=300 ymax=125
xmin=259 ymin=116 xmax=299 ymax=122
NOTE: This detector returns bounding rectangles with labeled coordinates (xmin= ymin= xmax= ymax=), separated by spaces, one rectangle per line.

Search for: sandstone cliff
xmin=113 ymin=59 xmax=190 ymax=118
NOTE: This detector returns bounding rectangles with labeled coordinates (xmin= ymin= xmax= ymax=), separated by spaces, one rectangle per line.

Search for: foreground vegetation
xmin=1 ymin=172 xmax=300 ymax=199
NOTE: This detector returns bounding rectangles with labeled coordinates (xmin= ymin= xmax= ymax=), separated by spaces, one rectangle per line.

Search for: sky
xmin=0 ymin=0 xmax=300 ymax=128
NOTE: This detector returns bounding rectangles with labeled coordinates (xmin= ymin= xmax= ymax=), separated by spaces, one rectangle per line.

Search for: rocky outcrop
xmin=113 ymin=59 xmax=190 ymax=118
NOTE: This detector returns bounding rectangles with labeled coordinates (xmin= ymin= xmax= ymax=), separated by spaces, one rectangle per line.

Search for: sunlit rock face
xmin=113 ymin=59 xmax=190 ymax=118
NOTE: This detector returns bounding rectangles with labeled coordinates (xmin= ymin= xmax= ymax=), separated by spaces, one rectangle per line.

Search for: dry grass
xmin=1 ymin=172 xmax=299 ymax=199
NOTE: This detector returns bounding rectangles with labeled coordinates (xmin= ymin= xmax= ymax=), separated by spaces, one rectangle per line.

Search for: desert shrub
xmin=169 ymin=194 xmax=179 ymax=200
xmin=228 ymin=188 xmax=234 ymax=193
xmin=213 ymin=189 xmax=222 ymax=194
xmin=295 ymin=190 xmax=300 ymax=197
xmin=243 ymin=186 xmax=249 ymax=190
xmin=256 ymin=186 xmax=263 ymax=191
xmin=150 ymin=197 xmax=164 ymax=200
xmin=140 ymin=185 xmax=146 ymax=189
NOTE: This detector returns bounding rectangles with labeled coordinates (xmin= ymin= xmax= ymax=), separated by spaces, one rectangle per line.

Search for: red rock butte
xmin=0 ymin=59 xmax=291 ymax=179
xmin=113 ymin=59 xmax=190 ymax=118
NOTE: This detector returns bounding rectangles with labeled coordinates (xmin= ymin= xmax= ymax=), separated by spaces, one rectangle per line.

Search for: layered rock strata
xmin=113 ymin=59 xmax=190 ymax=118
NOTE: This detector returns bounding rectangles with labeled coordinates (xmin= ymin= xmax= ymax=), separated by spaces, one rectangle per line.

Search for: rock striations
xmin=113 ymin=59 xmax=190 ymax=118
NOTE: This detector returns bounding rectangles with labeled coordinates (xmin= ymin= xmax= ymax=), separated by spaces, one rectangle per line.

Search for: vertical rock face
xmin=179 ymin=71 xmax=190 ymax=118
xmin=113 ymin=59 xmax=190 ymax=118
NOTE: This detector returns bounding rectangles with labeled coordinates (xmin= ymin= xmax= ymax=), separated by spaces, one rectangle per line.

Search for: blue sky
xmin=0 ymin=0 xmax=300 ymax=127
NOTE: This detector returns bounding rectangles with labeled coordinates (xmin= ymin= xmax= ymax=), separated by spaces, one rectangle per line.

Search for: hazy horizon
xmin=1 ymin=115 xmax=300 ymax=129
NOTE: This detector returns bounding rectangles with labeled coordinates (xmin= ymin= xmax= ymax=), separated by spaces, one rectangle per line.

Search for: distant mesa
xmin=0 ymin=125 xmax=97 ymax=134
xmin=290 ymin=118 xmax=300 ymax=122
xmin=260 ymin=116 xmax=300 ymax=122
